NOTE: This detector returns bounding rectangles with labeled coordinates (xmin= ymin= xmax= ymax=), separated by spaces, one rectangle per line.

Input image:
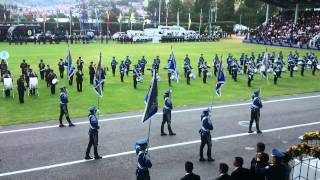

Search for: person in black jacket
xmin=250 ymin=142 xmax=269 ymax=180
xmin=180 ymin=161 xmax=200 ymax=180
xmin=17 ymin=75 xmax=26 ymax=104
xmin=266 ymin=149 xmax=287 ymax=180
xmin=58 ymin=59 xmax=65 ymax=78
xmin=231 ymin=157 xmax=252 ymax=180
xmin=76 ymin=69 xmax=83 ymax=92
xmin=89 ymin=62 xmax=95 ymax=85
xmin=215 ymin=163 xmax=232 ymax=180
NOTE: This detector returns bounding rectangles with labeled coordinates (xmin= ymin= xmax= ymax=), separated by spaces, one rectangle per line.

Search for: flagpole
xmin=97 ymin=52 xmax=102 ymax=118
xmin=147 ymin=117 xmax=152 ymax=151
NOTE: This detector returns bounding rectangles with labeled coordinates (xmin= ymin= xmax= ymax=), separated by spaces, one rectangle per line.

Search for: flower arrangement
xmin=287 ymin=143 xmax=320 ymax=159
xmin=302 ymin=131 xmax=320 ymax=141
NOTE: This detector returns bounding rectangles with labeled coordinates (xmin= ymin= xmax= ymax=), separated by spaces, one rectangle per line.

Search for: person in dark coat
xmin=17 ymin=75 xmax=26 ymax=104
xmin=231 ymin=157 xmax=252 ymax=180
xmin=215 ymin=163 xmax=232 ymax=180
xmin=76 ymin=69 xmax=83 ymax=92
xmin=180 ymin=161 xmax=201 ymax=180
xmin=89 ymin=62 xmax=95 ymax=85
xmin=266 ymin=149 xmax=287 ymax=180
xmin=250 ymin=142 xmax=269 ymax=180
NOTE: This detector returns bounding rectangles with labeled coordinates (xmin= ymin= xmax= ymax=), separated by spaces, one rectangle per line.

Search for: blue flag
xmin=93 ymin=53 xmax=105 ymax=97
xmin=65 ymin=49 xmax=75 ymax=80
xmin=168 ymin=52 xmax=176 ymax=73
xmin=142 ymin=69 xmax=158 ymax=123
xmin=215 ymin=60 xmax=226 ymax=97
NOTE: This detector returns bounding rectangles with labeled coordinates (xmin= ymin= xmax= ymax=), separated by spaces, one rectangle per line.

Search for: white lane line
xmin=1 ymin=94 xmax=320 ymax=135
xmin=0 ymin=120 xmax=319 ymax=177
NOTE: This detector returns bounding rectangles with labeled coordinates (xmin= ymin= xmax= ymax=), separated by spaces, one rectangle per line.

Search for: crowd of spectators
xmin=181 ymin=142 xmax=292 ymax=180
xmin=246 ymin=10 xmax=320 ymax=49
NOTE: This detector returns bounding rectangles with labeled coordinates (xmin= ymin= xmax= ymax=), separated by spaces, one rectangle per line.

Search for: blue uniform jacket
xmin=163 ymin=97 xmax=172 ymax=113
xmin=136 ymin=151 xmax=152 ymax=176
xmin=88 ymin=114 xmax=100 ymax=134
xmin=60 ymin=92 xmax=68 ymax=104
xmin=251 ymin=97 xmax=263 ymax=111
xmin=199 ymin=115 xmax=213 ymax=137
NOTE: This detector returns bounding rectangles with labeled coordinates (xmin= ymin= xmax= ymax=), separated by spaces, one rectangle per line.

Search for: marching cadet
xmin=300 ymin=57 xmax=306 ymax=76
xmin=273 ymin=64 xmax=281 ymax=85
xmin=38 ymin=59 xmax=46 ymax=80
xmin=289 ymin=60 xmax=295 ymax=77
xmin=199 ymin=108 xmax=214 ymax=162
xmin=58 ymin=59 xmax=65 ymax=79
xmin=198 ymin=54 xmax=205 ymax=77
xmin=213 ymin=54 xmax=219 ymax=77
xmin=45 ymin=65 xmax=52 ymax=87
xmin=248 ymin=89 xmax=263 ymax=134
xmin=231 ymin=60 xmax=239 ymax=81
xmin=76 ymin=57 xmax=84 ymax=71
xmin=133 ymin=65 xmax=139 ymax=89
xmin=17 ymin=75 xmax=26 ymax=104
xmin=243 ymin=54 xmax=249 ymax=74
xmin=119 ymin=61 xmax=126 ymax=82
xmin=185 ymin=64 xmax=192 ymax=85
xmin=155 ymin=56 xmax=160 ymax=73
xmin=139 ymin=56 xmax=147 ymax=75
xmin=161 ymin=90 xmax=176 ymax=136
xmin=85 ymin=106 xmax=102 ymax=160
xmin=3 ymin=70 xmax=11 ymax=97
xmin=311 ymin=55 xmax=318 ymax=75
xmin=135 ymin=138 xmax=152 ymax=180
xmin=152 ymin=59 xmax=160 ymax=74
xmin=227 ymin=54 xmax=233 ymax=75
xmin=183 ymin=55 xmax=191 ymax=78
xmin=48 ymin=70 xmax=57 ymax=95
xmin=20 ymin=59 xmax=28 ymax=75
xmin=111 ymin=56 xmax=118 ymax=77
xmin=202 ymin=62 xmax=210 ymax=84
xmin=125 ymin=56 xmax=132 ymax=76
xmin=76 ymin=68 xmax=83 ymax=92
xmin=240 ymin=53 xmax=245 ymax=66
xmin=247 ymin=67 xmax=254 ymax=87
xmin=28 ymin=69 xmax=37 ymax=95
xmin=0 ymin=59 xmax=8 ymax=81
xmin=58 ymin=86 xmax=75 ymax=127
xmin=89 ymin=61 xmax=95 ymax=85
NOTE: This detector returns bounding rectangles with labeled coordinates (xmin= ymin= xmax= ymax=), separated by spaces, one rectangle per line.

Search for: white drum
xmin=297 ymin=61 xmax=302 ymax=65
xmin=156 ymin=74 xmax=161 ymax=82
xmin=281 ymin=67 xmax=287 ymax=72
xmin=52 ymin=78 xmax=59 ymax=85
xmin=293 ymin=66 xmax=298 ymax=71
xmin=267 ymin=68 xmax=273 ymax=73
xmin=307 ymin=60 xmax=312 ymax=65
xmin=136 ymin=76 xmax=144 ymax=83
xmin=317 ymin=65 xmax=320 ymax=70
xmin=207 ymin=72 xmax=213 ymax=78
xmin=189 ymin=73 xmax=196 ymax=80
xmin=3 ymin=78 xmax=13 ymax=90
xmin=29 ymin=77 xmax=38 ymax=89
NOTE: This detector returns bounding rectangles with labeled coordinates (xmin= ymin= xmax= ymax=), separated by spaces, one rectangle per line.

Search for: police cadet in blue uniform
xmin=155 ymin=56 xmax=160 ymax=73
xmin=185 ymin=64 xmax=192 ymax=85
xmin=213 ymin=54 xmax=219 ymax=77
xmin=58 ymin=59 xmax=65 ymax=78
xmin=58 ymin=87 xmax=75 ymax=127
xmin=85 ymin=106 xmax=102 ymax=160
xmin=202 ymin=62 xmax=210 ymax=84
xmin=199 ymin=108 xmax=214 ymax=162
xmin=139 ymin=56 xmax=147 ymax=75
xmin=111 ymin=56 xmax=118 ymax=77
xmin=288 ymin=60 xmax=295 ymax=77
xmin=247 ymin=67 xmax=254 ymax=87
xmin=89 ymin=61 xmax=95 ymax=85
xmin=133 ymin=65 xmax=139 ymax=89
xmin=273 ymin=64 xmax=281 ymax=85
xmin=311 ymin=55 xmax=318 ymax=75
xmin=135 ymin=138 xmax=152 ymax=180
xmin=300 ymin=57 xmax=306 ymax=76
xmin=38 ymin=59 xmax=46 ymax=80
xmin=184 ymin=54 xmax=191 ymax=78
xmin=198 ymin=54 xmax=204 ymax=77
xmin=231 ymin=60 xmax=239 ymax=81
xmin=125 ymin=56 xmax=132 ymax=76
xmin=119 ymin=61 xmax=126 ymax=82
xmin=161 ymin=90 xmax=176 ymax=136
xmin=248 ymin=89 xmax=263 ymax=134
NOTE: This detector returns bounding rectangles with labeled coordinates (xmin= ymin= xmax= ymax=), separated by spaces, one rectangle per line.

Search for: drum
xmin=317 ymin=65 xmax=320 ymax=70
xmin=254 ymin=68 xmax=258 ymax=74
xmin=267 ymin=68 xmax=273 ymax=73
xmin=3 ymin=78 xmax=13 ymax=90
xmin=189 ymin=73 xmax=196 ymax=80
xmin=307 ymin=60 xmax=312 ymax=65
xmin=207 ymin=72 xmax=213 ymax=78
xmin=170 ymin=73 xmax=175 ymax=80
xmin=281 ymin=67 xmax=287 ymax=72
xmin=136 ymin=76 xmax=144 ymax=83
xmin=260 ymin=65 xmax=266 ymax=73
xmin=29 ymin=77 xmax=38 ymax=89
xmin=52 ymin=78 xmax=59 ymax=85
xmin=293 ymin=66 xmax=298 ymax=71
xmin=156 ymin=74 xmax=161 ymax=82
xmin=297 ymin=61 xmax=302 ymax=65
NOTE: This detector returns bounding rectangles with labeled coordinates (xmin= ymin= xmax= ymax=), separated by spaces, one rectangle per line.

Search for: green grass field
xmin=0 ymin=39 xmax=319 ymax=126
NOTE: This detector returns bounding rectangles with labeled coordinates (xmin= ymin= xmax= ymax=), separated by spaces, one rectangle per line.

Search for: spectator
xmin=266 ymin=149 xmax=287 ymax=180
xmin=180 ymin=161 xmax=201 ymax=180
xmin=250 ymin=142 xmax=269 ymax=180
xmin=215 ymin=163 xmax=232 ymax=180
xmin=231 ymin=157 xmax=252 ymax=180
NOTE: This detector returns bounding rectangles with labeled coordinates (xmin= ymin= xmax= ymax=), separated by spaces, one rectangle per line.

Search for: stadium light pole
xmin=159 ymin=0 xmax=162 ymax=25
xmin=265 ymin=4 xmax=270 ymax=24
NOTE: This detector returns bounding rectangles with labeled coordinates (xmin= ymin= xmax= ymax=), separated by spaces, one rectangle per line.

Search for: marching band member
xmin=247 ymin=67 xmax=254 ymax=87
xmin=198 ymin=54 xmax=205 ymax=77
xmin=273 ymin=64 xmax=281 ymax=85
xmin=58 ymin=59 xmax=65 ymax=79
xmin=213 ymin=54 xmax=219 ymax=77
xmin=76 ymin=57 xmax=84 ymax=71
xmin=111 ymin=56 xmax=118 ymax=77
xmin=125 ymin=56 xmax=132 ymax=76
xmin=248 ymin=89 xmax=263 ymax=134
xmin=89 ymin=61 xmax=95 ymax=85
xmin=119 ymin=61 xmax=126 ymax=82
xmin=202 ymin=62 xmax=210 ymax=84
xmin=38 ymin=59 xmax=46 ymax=80
xmin=199 ymin=108 xmax=214 ymax=162
xmin=17 ymin=75 xmax=26 ymax=103
xmin=58 ymin=86 xmax=75 ymax=127
xmin=76 ymin=68 xmax=83 ymax=92
xmin=135 ymin=138 xmax=152 ymax=180
xmin=133 ymin=65 xmax=139 ymax=89
xmin=161 ymin=90 xmax=176 ymax=136
xmin=139 ymin=56 xmax=147 ymax=75
xmin=85 ymin=106 xmax=102 ymax=160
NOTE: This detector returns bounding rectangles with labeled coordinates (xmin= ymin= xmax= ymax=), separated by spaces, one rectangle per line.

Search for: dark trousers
xmin=244 ymin=66 xmax=247 ymax=74
xmin=89 ymin=74 xmax=94 ymax=84
xmin=69 ymin=76 xmax=73 ymax=85
xmin=59 ymin=104 xmax=72 ymax=125
xmin=18 ymin=89 xmax=24 ymax=103
xmin=168 ymin=73 xmax=172 ymax=86
xmin=248 ymin=78 xmax=252 ymax=87
xmin=249 ymin=110 xmax=260 ymax=132
xmin=120 ymin=72 xmax=124 ymax=82
xmin=5 ymin=89 xmax=10 ymax=97
xmin=137 ymin=171 xmax=150 ymax=180
xmin=290 ymin=70 xmax=293 ymax=77
xmin=274 ymin=75 xmax=278 ymax=85
xmin=40 ymin=71 xmax=45 ymax=80
xmin=312 ymin=67 xmax=316 ymax=75
xmin=301 ymin=69 xmax=304 ymax=76
xmin=214 ymin=67 xmax=218 ymax=77
xmin=186 ymin=73 xmax=191 ymax=85
xmin=203 ymin=73 xmax=207 ymax=84
xmin=112 ymin=67 xmax=116 ymax=77
xmin=29 ymin=89 xmax=35 ymax=95
xmin=200 ymin=134 xmax=212 ymax=159
xmin=76 ymin=80 xmax=82 ymax=92
xmin=126 ymin=66 xmax=130 ymax=76
xmin=59 ymin=70 xmax=64 ymax=78
xmin=133 ymin=75 xmax=137 ymax=89
xmin=161 ymin=112 xmax=173 ymax=134
xmin=51 ymin=84 xmax=55 ymax=95
xmin=232 ymin=70 xmax=237 ymax=81
xmin=198 ymin=68 xmax=202 ymax=77
xmin=86 ymin=132 xmax=99 ymax=157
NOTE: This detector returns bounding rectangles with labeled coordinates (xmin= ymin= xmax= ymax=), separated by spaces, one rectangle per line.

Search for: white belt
xmin=252 ymin=104 xmax=259 ymax=108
